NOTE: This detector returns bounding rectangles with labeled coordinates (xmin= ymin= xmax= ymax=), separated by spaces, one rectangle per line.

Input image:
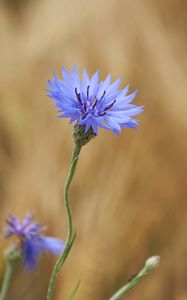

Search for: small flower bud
xmin=4 ymin=245 xmax=22 ymax=263
xmin=145 ymin=256 xmax=160 ymax=272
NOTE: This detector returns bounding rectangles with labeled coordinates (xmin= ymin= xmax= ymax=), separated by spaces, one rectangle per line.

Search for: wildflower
xmin=4 ymin=215 xmax=64 ymax=269
xmin=47 ymin=66 xmax=143 ymax=136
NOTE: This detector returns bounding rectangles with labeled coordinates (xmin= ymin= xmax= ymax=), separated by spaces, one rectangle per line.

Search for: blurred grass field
xmin=0 ymin=0 xmax=187 ymax=299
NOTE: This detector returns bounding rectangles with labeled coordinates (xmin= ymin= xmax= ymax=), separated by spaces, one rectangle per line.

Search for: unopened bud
xmin=145 ymin=256 xmax=160 ymax=272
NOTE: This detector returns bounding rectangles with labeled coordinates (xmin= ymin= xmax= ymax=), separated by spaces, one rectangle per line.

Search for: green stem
xmin=0 ymin=255 xmax=18 ymax=300
xmin=0 ymin=262 xmax=14 ymax=300
xmin=108 ymin=268 xmax=148 ymax=300
xmin=47 ymin=145 xmax=82 ymax=300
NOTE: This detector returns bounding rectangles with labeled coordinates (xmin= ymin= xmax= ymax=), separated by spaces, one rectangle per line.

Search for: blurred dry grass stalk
xmin=0 ymin=0 xmax=187 ymax=299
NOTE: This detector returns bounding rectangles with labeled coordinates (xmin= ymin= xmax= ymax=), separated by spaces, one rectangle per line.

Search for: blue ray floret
xmin=47 ymin=65 xmax=143 ymax=135
xmin=5 ymin=215 xmax=64 ymax=269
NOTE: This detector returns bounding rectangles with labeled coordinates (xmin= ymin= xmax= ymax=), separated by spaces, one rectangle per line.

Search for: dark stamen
xmin=104 ymin=99 xmax=116 ymax=111
xmin=75 ymin=88 xmax=82 ymax=104
xmin=82 ymin=112 xmax=89 ymax=120
xmin=92 ymin=98 xmax=98 ymax=109
xmin=87 ymin=85 xmax=90 ymax=98
xmin=100 ymin=90 xmax=106 ymax=100
xmin=75 ymin=87 xmax=79 ymax=97
xmin=98 ymin=112 xmax=106 ymax=116
xmin=83 ymin=102 xmax=87 ymax=111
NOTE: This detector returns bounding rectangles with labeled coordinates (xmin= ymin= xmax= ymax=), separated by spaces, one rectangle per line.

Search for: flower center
xmin=75 ymin=86 xmax=116 ymax=119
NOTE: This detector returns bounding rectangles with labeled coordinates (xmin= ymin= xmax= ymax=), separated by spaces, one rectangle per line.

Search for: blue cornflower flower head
xmin=4 ymin=215 xmax=64 ymax=269
xmin=47 ymin=65 xmax=143 ymax=141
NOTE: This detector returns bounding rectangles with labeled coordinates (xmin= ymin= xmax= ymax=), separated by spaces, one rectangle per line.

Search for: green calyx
xmin=73 ymin=125 xmax=96 ymax=147
xmin=5 ymin=246 xmax=22 ymax=263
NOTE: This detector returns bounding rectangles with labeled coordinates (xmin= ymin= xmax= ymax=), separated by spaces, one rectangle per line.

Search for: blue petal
xmin=94 ymin=119 xmax=111 ymax=131
xmin=121 ymin=119 xmax=139 ymax=128
xmin=89 ymin=70 xmax=100 ymax=96
xmin=89 ymin=117 xmax=98 ymax=135
xmin=23 ymin=238 xmax=41 ymax=269
xmin=69 ymin=115 xmax=79 ymax=124
xmin=118 ymin=90 xmax=138 ymax=104
xmin=97 ymin=73 xmax=111 ymax=99
xmin=91 ymin=124 xmax=98 ymax=135
xmin=22 ymin=215 xmax=33 ymax=228
xmin=72 ymin=65 xmax=81 ymax=92
xmin=121 ymin=106 xmax=144 ymax=116
xmin=40 ymin=236 xmax=64 ymax=255
xmin=53 ymin=74 xmax=75 ymax=100
xmin=104 ymin=91 xmax=121 ymax=104
xmin=61 ymin=67 xmax=73 ymax=87
xmin=106 ymin=77 xmax=122 ymax=96
xmin=115 ymin=84 xmax=130 ymax=101
xmin=105 ymin=117 xmax=122 ymax=135
xmin=85 ymin=118 xmax=92 ymax=133
xmin=82 ymin=69 xmax=90 ymax=88
xmin=110 ymin=103 xmax=137 ymax=111
xmin=106 ymin=111 xmax=131 ymax=122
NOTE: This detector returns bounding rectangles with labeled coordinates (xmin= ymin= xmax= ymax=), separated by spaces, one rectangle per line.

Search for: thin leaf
xmin=66 ymin=281 xmax=80 ymax=300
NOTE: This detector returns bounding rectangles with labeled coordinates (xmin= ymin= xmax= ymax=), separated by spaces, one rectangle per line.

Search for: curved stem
xmin=64 ymin=145 xmax=82 ymax=242
xmin=47 ymin=145 xmax=82 ymax=300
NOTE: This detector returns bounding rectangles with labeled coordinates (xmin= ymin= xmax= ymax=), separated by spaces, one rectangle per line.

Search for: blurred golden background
xmin=0 ymin=0 xmax=187 ymax=299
